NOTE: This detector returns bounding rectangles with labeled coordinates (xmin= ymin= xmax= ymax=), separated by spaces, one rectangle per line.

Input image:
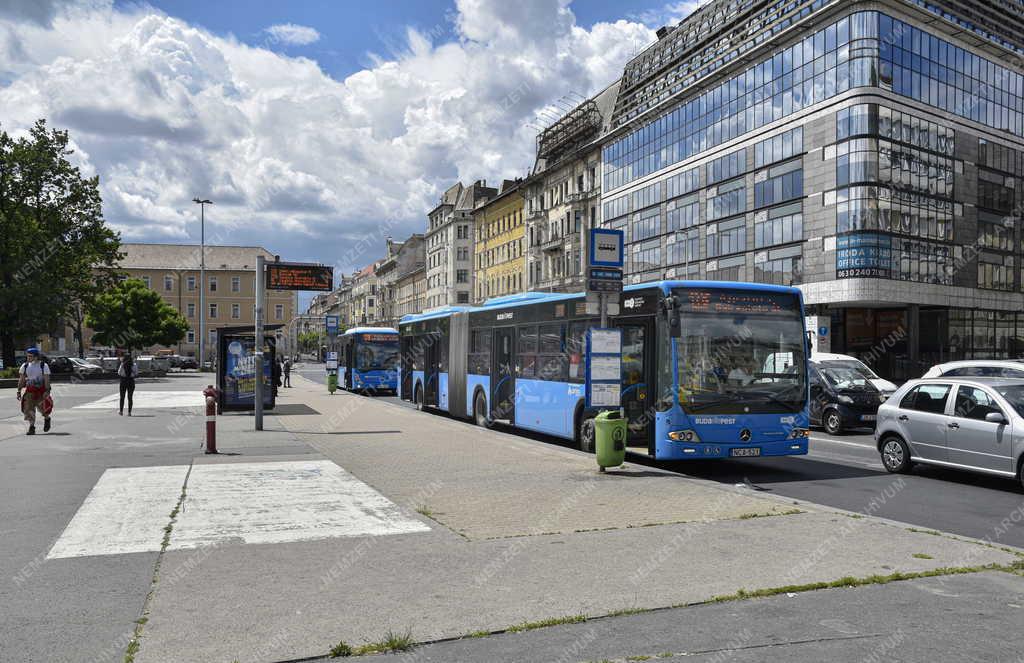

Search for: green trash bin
xmin=327 ymin=372 xmax=338 ymax=394
xmin=594 ymin=410 xmax=627 ymax=470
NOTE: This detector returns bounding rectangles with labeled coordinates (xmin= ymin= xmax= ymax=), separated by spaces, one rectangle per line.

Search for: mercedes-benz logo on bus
xmin=739 ymin=429 xmax=752 ymax=442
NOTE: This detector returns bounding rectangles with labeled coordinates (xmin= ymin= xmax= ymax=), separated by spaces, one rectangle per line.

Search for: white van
xmin=811 ymin=352 xmax=897 ymax=396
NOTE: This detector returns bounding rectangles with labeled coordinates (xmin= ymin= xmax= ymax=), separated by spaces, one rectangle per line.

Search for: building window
xmin=755 ymin=127 xmax=803 ymax=168
xmin=707 ymin=180 xmax=745 ymax=221
xmin=456 ymin=269 xmax=469 ymax=284
xmin=164 ymin=276 xmax=173 ymax=291
xmin=209 ymin=276 xmax=217 ymax=292
xmin=978 ymin=252 xmax=1014 ymax=291
xmin=706 ymin=149 xmax=745 ymax=185
xmin=209 ymin=303 xmax=217 ymax=318
xmin=142 ymin=276 xmax=151 ymax=288
xmin=274 ymin=304 xmax=284 ymax=320
xmin=706 ymin=254 xmax=745 ymax=281
xmin=631 ymin=207 xmax=661 ymax=241
xmin=187 ymin=330 xmax=195 ymax=343
xmin=231 ymin=276 xmax=240 ymax=292
xmin=631 ymin=238 xmax=661 ymax=275
xmin=754 ymin=161 xmax=803 ymax=208
xmin=667 ymin=229 xmax=699 ymax=265
xmin=631 ymin=182 xmax=662 ymax=211
xmin=754 ymin=245 xmax=802 ymax=285
xmin=666 ymin=194 xmax=699 ymax=232
xmin=187 ymin=275 xmax=195 ymax=291
xmin=755 ymin=202 xmax=803 ymax=248
xmin=457 ymin=292 xmax=470 ymax=303
xmin=187 ymin=303 xmax=195 ymax=318
xmin=231 ymin=303 xmax=240 ymax=319
xmin=707 ymin=217 xmax=746 ymax=258
xmin=666 ymin=168 xmax=700 ymax=199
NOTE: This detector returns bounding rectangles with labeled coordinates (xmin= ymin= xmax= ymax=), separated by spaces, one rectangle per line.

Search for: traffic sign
xmin=325 ymin=315 xmax=339 ymax=336
xmin=589 ymin=267 xmax=622 ymax=281
xmin=588 ymin=279 xmax=623 ymax=292
xmin=589 ymin=228 xmax=624 ymax=268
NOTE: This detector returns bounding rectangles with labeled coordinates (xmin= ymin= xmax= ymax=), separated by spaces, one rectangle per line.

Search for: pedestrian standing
xmin=272 ymin=356 xmax=282 ymax=399
xmin=283 ymin=357 xmax=292 ymax=387
xmin=118 ymin=353 xmax=139 ymax=416
xmin=16 ymin=347 xmax=51 ymax=435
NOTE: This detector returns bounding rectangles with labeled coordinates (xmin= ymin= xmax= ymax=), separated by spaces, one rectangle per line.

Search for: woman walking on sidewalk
xmin=118 ymin=354 xmax=139 ymax=416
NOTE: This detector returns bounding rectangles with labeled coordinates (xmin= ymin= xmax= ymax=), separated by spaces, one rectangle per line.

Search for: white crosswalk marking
xmin=73 ymin=391 xmax=205 ymax=410
xmin=47 ymin=465 xmax=189 ymax=559
xmin=45 ymin=460 xmax=429 ymax=558
xmin=170 ymin=460 xmax=430 ymax=549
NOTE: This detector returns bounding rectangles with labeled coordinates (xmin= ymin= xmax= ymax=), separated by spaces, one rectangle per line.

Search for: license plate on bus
xmin=860 ymin=414 xmax=876 ymax=422
xmin=731 ymin=447 xmax=761 ymax=457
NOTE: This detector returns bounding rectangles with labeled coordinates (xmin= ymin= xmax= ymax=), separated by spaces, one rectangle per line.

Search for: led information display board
xmin=266 ymin=263 xmax=333 ymax=291
xmin=677 ymin=288 xmax=799 ymax=316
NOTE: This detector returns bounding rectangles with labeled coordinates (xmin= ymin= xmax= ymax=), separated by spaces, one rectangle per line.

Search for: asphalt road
xmin=299 ymin=365 xmax=1024 ymax=550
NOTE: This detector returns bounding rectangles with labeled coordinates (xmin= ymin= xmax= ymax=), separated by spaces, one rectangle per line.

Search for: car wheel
xmin=474 ymin=392 xmax=491 ymax=428
xmin=880 ymin=435 xmax=912 ymax=473
xmin=578 ymin=416 xmax=595 ymax=453
xmin=823 ymin=408 xmax=844 ymax=436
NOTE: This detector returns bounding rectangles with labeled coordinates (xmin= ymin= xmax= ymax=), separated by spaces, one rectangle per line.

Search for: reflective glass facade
xmin=603 ymin=10 xmax=1024 ymax=193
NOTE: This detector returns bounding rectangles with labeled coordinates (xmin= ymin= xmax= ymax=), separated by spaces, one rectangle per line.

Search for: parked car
xmin=812 ymin=352 xmax=898 ymax=397
xmin=68 ymin=357 xmax=103 ymax=379
xmin=100 ymin=357 xmax=120 ymax=375
xmin=809 ymin=359 xmax=887 ymax=435
xmin=44 ymin=356 xmax=75 ymax=377
xmin=875 ymin=377 xmax=1024 ymax=489
xmin=178 ymin=356 xmax=198 ymax=370
xmin=921 ymin=359 xmax=1024 ymax=380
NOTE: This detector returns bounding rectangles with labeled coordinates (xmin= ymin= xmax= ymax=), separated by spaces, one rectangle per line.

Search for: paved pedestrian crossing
xmin=72 ymin=391 xmax=205 ymax=410
xmin=47 ymin=460 xmax=430 ymax=559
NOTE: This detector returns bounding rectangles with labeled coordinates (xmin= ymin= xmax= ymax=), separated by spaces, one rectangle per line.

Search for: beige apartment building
xmin=57 ymin=243 xmax=297 ymax=360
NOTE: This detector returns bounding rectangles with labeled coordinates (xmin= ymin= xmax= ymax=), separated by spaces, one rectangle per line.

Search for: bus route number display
xmin=680 ymin=288 xmax=794 ymax=315
xmin=266 ymin=263 xmax=333 ymax=291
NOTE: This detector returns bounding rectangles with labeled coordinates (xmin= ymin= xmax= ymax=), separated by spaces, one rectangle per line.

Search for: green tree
xmin=298 ymin=330 xmax=322 ymax=353
xmin=0 ymin=119 xmax=121 ymax=366
xmin=86 ymin=278 xmax=189 ymax=351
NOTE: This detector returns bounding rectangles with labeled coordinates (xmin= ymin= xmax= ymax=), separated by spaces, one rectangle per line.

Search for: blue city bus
xmin=399 ymin=281 xmax=810 ymax=460
xmin=337 ymin=327 xmax=399 ymax=393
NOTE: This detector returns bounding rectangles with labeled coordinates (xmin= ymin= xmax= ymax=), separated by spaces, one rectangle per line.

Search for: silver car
xmin=875 ymin=378 xmax=1024 ymax=489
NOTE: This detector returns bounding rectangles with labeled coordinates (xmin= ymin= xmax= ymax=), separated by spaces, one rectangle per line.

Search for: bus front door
xmin=344 ymin=342 xmax=354 ymax=390
xmin=423 ymin=336 xmax=439 ymax=407
xmin=491 ymin=327 xmax=515 ymax=422
xmin=618 ymin=321 xmax=653 ymax=452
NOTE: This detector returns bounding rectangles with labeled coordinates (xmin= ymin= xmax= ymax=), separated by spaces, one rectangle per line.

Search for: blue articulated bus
xmin=337 ymin=327 xmax=400 ymax=393
xmin=399 ymin=280 xmax=810 ymax=460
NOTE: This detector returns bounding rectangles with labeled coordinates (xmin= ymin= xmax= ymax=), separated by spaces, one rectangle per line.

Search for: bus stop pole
xmin=599 ymin=292 xmax=608 ymax=328
xmin=255 ymin=255 xmax=264 ymax=431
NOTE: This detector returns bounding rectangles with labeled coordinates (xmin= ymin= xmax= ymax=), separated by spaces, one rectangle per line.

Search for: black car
xmin=809 ymin=360 xmax=888 ymax=434
xmin=44 ymin=356 xmax=75 ymax=376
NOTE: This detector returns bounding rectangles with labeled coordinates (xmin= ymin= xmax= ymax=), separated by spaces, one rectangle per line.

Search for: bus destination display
xmin=678 ymin=288 xmax=795 ymax=315
xmin=266 ymin=263 xmax=333 ymax=291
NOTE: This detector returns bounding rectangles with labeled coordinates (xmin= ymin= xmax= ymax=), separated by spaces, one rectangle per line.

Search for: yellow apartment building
xmin=473 ymin=179 xmax=526 ymax=303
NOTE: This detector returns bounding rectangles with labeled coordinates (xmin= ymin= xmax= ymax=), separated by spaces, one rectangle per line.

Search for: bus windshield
xmin=673 ymin=288 xmax=807 ymax=414
xmin=355 ymin=340 xmax=399 ymax=371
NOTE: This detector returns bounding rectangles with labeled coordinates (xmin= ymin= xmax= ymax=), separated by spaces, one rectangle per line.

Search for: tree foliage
xmin=298 ymin=330 xmax=323 ymax=353
xmin=0 ymin=120 xmax=121 ymax=365
xmin=86 ymin=278 xmax=189 ymax=351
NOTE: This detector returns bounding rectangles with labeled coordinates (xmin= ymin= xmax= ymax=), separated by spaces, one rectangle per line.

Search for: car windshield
xmin=819 ymin=365 xmax=873 ymax=389
xmin=674 ymin=288 xmax=807 ymax=414
xmin=995 ymin=385 xmax=1024 ymax=417
xmin=823 ymin=359 xmax=879 ymax=379
xmin=356 ymin=341 xmax=399 ymax=371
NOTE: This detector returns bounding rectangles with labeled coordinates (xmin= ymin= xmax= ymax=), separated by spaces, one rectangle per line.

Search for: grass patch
xmin=606 ymin=607 xmax=647 ymax=618
xmin=464 ymin=630 xmax=491 ymax=639
xmin=415 ymin=505 xmax=434 ymax=518
xmin=736 ymin=508 xmax=802 ymax=520
xmin=329 ymin=640 xmax=354 ymax=657
xmin=506 ymin=614 xmax=587 ymax=633
xmin=906 ymin=527 xmax=942 ymax=536
xmin=702 ymin=562 xmax=1022 ymax=605
xmin=353 ymin=630 xmax=414 ymax=655
xmin=627 ymin=656 xmax=653 ymax=661
xmin=912 ymin=553 xmax=934 ymax=560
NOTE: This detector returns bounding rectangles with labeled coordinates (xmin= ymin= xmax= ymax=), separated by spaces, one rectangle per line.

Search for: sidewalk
xmin=132 ymin=375 xmax=1020 ymax=663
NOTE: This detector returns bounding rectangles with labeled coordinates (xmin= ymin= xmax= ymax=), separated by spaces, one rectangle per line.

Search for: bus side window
xmin=517 ymin=326 xmax=537 ymax=378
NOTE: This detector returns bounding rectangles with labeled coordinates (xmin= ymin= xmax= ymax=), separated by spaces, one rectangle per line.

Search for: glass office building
xmin=599 ymin=0 xmax=1024 ymax=380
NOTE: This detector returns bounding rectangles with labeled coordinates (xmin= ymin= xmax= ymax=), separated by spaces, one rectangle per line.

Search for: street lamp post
xmin=193 ymin=198 xmax=213 ymax=366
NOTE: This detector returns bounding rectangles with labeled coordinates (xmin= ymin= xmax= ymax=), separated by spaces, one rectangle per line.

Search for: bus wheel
xmin=474 ymin=392 xmax=491 ymax=428
xmin=415 ymin=385 xmax=424 ymax=411
xmin=578 ymin=417 xmax=595 ymax=453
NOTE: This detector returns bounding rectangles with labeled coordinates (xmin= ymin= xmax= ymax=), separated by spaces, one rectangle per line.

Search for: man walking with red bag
xmin=16 ymin=347 xmax=52 ymax=435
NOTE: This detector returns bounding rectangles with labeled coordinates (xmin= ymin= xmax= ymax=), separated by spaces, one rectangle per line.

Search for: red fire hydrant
xmin=203 ymin=385 xmax=219 ymax=454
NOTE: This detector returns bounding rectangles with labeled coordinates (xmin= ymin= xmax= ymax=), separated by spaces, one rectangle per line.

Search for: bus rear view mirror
xmin=663 ymin=295 xmax=682 ymax=338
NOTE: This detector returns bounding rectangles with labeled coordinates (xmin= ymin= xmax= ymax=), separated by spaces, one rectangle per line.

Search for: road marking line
xmin=47 ymin=465 xmax=189 ymax=559
xmin=169 ymin=460 xmax=430 ymax=549
xmin=810 ymin=436 xmax=876 ymax=450
xmin=73 ymin=391 xmax=205 ymax=409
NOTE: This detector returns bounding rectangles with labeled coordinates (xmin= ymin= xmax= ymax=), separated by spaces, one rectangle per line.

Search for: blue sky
xmin=123 ymin=0 xmax=680 ymax=79
xmin=3 ymin=0 xmax=701 ymax=311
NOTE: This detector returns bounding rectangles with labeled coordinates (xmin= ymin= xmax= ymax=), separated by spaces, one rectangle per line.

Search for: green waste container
xmin=327 ymin=372 xmax=338 ymax=394
xmin=594 ymin=409 xmax=627 ymax=470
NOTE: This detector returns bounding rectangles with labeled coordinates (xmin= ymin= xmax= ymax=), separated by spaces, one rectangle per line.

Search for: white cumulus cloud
xmin=0 ymin=0 xmax=655 ymax=277
xmin=263 ymin=22 xmax=321 ymax=46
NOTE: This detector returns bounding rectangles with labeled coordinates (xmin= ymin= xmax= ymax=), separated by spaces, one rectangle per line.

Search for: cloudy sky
xmin=0 ymin=0 xmax=703 ymax=308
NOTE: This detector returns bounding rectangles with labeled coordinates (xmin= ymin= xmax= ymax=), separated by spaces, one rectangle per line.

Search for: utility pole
xmin=255 ymin=254 xmax=265 ymax=431
xmin=193 ymin=198 xmax=213 ymax=366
